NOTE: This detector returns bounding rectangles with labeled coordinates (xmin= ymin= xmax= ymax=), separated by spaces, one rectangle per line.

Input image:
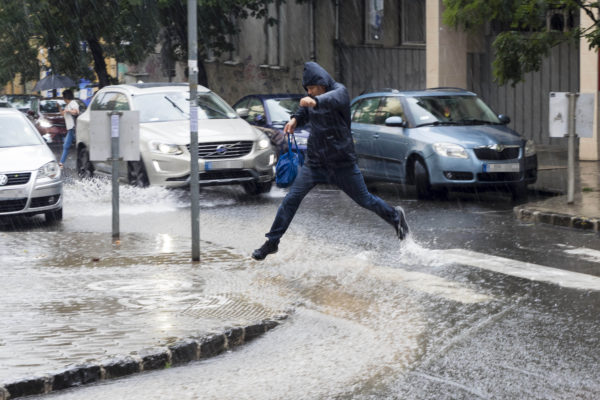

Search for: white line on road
xmin=435 ymin=249 xmax=600 ymax=291
xmin=562 ymin=247 xmax=600 ymax=263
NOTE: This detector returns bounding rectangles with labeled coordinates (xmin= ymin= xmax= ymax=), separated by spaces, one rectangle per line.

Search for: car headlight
xmin=525 ymin=139 xmax=536 ymax=157
xmin=38 ymin=161 xmax=61 ymax=179
xmin=432 ymin=143 xmax=468 ymax=159
xmin=149 ymin=141 xmax=183 ymax=155
xmin=39 ymin=118 xmax=52 ymax=128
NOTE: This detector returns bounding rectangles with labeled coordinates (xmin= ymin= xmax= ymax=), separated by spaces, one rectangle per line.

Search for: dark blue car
xmin=232 ymin=94 xmax=310 ymax=155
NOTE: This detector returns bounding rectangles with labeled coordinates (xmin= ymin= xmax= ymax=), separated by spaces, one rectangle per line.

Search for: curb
xmin=0 ymin=318 xmax=283 ymax=399
xmin=514 ymin=207 xmax=600 ymax=232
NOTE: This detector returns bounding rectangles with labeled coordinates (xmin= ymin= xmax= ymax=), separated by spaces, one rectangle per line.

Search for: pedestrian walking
xmin=58 ymin=89 xmax=79 ymax=168
xmin=252 ymin=62 xmax=409 ymax=261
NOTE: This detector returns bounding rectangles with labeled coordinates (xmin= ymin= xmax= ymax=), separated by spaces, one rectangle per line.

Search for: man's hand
xmin=284 ymin=117 xmax=298 ymax=135
xmin=299 ymin=96 xmax=317 ymax=108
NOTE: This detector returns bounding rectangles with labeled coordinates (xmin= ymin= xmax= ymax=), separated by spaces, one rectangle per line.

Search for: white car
xmin=75 ymin=83 xmax=277 ymax=195
xmin=0 ymin=109 xmax=63 ymax=222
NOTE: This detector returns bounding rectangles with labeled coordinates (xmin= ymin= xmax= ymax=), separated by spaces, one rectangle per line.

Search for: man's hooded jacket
xmin=292 ymin=62 xmax=357 ymax=169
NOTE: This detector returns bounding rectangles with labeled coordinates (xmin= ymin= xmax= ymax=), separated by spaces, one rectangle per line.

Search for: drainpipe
xmin=310 ymin=0 xmax=316 ymax=61
xmin=334 ymin=0 xmax=341 ymax=81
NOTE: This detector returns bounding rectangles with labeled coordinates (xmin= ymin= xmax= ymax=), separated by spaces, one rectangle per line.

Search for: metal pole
xmin=109 ymin=112 xmax=122 ymax=239
xmin=566 ymin=93 xmax=577 ymax=204
xmin=188 ymin=0 xmax=200 ymax=261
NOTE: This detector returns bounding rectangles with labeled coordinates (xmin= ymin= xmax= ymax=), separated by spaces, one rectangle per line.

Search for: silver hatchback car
xmin=0 ymin=109 xmax=63 ymax=222
xmin=75 ymin=83 xmax=276 ymax=195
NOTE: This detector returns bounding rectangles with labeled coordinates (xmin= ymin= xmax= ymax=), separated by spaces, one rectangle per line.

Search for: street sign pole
xmin=188 ymin=0 xmax=200 ymax=261
xmin=566 ymin=93 xmax=578 ymax=204
xmin=109 ymin=111 xmax=122 ymax=240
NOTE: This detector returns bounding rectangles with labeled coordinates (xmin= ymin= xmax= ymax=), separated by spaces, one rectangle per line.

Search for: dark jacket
xmin=292 ymin=62 xmax=357 ymax=169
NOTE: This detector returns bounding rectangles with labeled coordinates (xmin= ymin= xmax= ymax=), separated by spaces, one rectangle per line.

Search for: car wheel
xmin=414 ymin=159 xmax=434 ymax=199
xmin=76 ymin=146 xmax=94 ymax=179
xmin=128 ymin=160 xmax=150 ymax=187
xmin=45 ymin=207 xmax=63 ymax=223
xmin=243 ymin=181 xmax=272 ymax=195
xmin=509 ymin=182 xmax=528 ymax=201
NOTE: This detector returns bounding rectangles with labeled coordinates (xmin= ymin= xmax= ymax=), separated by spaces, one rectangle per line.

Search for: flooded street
xmin=2 ymin=168 xmax=599 ymax=399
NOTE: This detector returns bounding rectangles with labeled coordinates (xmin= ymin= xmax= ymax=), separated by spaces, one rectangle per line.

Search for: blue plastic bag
xmin=275 ymin=134 xmax=304 ymax=188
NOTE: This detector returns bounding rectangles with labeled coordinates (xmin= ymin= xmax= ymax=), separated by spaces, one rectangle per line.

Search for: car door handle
xmin=373 ymin=134 xmax=379 ymax=139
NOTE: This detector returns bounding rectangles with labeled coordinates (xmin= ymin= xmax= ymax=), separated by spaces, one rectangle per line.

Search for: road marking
xmin=436 ymin=249 xmax=600 ymax=291
xmin=562 ymin=247 xmax=600 ymax=263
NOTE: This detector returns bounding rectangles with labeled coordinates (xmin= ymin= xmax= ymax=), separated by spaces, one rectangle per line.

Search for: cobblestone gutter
xmin=0 ymin=319 xmax=281 ymax=399
xmin=514 ymin=207 xmax=600 ymax=232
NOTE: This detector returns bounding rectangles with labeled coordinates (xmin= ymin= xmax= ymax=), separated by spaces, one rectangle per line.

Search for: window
xmin=365 ymin=0 xmax=384 ymax=44
xmin=374 ymin=96 xmax=405 ymax=125
xmin=352 ymin=97 xmax=381 ymax=124
xmin=246 ymin=98 xmax=266 ymax=123
xmin=91 ymin=92 xmax=129 ymax=111
xmin=401 ymin=0 xmax=425 ymax=45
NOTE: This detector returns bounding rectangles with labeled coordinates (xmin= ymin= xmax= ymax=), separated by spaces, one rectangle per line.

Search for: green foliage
xmin=442 ymin=0 xmax=597 ymax=86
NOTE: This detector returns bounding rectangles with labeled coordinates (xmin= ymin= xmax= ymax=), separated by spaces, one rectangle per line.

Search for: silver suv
xmin=75 ymin=83 xmax=276 ymax=194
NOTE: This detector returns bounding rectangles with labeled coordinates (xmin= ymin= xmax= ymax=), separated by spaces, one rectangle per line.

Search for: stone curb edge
xmin=0 ymin=318 xmax=284 ymax=399
xmin=514 ymin=207 xmax=600 ymax=232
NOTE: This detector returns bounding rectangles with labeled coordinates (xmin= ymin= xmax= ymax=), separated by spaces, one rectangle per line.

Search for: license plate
xmin=482 ymin=163 xmax=520 ymax=173
xmin=0 ymin=188 xmax=26 ymax=198
xmin=204 ymin=160 xmax=243 ymax=171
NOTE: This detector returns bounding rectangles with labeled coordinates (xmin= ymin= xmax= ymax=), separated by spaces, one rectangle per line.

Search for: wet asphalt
xmin=1 ymin=146 xmax=599 ymax=399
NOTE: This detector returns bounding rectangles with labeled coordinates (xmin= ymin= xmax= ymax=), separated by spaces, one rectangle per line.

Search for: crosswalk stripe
xmin=436 ymin=249 xmax=600 ymax=291
xmin=562 ymin=247 xmax=600 ymax=263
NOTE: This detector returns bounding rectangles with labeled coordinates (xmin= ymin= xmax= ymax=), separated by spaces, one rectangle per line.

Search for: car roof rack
xmin=358 ymin=88 xmax=401 ymax=95
xmin=424 ymin=87 xmax=469 ymax=92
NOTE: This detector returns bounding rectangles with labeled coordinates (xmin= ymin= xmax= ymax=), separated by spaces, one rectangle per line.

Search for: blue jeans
xmin=266 ymin=164 xmax=399 ymax=241
xmin=60 ymin=128 xmax=75 ymax=164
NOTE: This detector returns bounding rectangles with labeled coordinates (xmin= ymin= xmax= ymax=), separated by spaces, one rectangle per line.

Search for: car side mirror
xmin=236 ymin=108 xmax=249 ymax=119
xmin=498 ymin=114 xmax=511 ymax=124
xmin=385 ymin=116 xmax=406 ymax=127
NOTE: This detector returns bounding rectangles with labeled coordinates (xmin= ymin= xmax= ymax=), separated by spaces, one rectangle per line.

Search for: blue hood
xmin=302 ymin=62 xmax=335 ymax=91
xmin=412 ymin=125 xmax=523 ymax=148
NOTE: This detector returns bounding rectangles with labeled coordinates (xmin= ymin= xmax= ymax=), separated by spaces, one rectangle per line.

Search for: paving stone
xmin=4 ymin=376 xmax=47 ymax=398
xmin=169 ymin=340 xmax=199 ymax=366
xmin=51 ymin=364 xmax=101 ymax=391
xmin=199 ymin=335 xmax=226 ymax=358
xmin=101 ymin=356 xmax=140 ymax=379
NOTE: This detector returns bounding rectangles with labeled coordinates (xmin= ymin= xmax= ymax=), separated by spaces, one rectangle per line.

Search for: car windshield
xmin=2 ymin=95 xmax=38 ymax=112
xmin=39 ymin=99 xmax=65 ymax=113
xmin=265 ymin=98 xmax=301 ymax=123
xmin=132 ymin=91 xmax=238 ymax=123
xmin=406 ymin=95 xmax=500 ymax=127
xmin=0 ymin=114 xmax=44 ymax=147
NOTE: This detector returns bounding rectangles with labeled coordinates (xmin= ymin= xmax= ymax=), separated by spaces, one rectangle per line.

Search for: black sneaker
xmin=252 ymin=240 xmax=279 ymax=260
xmin=394 ymin=206 xmax=409 ymax=240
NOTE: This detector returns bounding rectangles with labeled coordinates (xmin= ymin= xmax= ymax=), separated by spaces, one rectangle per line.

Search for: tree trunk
xmin=198 ymin=58 xmax=208 ymax=87
xmin=87 ymin=37 xmax=111 ymax=88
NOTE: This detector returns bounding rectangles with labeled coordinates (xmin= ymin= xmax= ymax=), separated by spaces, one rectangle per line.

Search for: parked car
xmin=0 ymin=108 xmax=63 ymax=222
xmin=29 ymin=98 xmax=87 ymax=144
xmin=350 ymin=88 xmax=538 ymax=199
xmin=75 ymin=83 xmax=276 ymax=195
xmin=232 ymin=94 xmax=310 ymax=155
xmin=0 ymin=94 xmax=39 ymax=115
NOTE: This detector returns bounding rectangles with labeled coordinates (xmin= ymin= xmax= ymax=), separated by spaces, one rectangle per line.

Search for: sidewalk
xmin=0 ymin=235 xmax=286 ymax=399
xmin=514 ymin=146 xmax=600 ymax=232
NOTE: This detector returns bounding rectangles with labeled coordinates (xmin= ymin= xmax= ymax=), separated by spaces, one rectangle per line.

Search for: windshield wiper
xmin=164 ymin=96 xmax=186 ymax=114
xmin=416 ymin=121 xmax=459 ymax=128
xmin=455 ymin=118 xmax=495 ymax=125
xmin=200 ymin=103 xmax=230 ymax=118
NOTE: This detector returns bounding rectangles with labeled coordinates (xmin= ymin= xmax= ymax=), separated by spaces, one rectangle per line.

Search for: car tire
xmin=45 ymin=207 xmax=63 ymax=223
xmin=127 ymin=160 xmax=150 ymax=187
xmin=76 ymin=146 xmax=94 ymax=179
xmin=509 ymin=182 xmax=528 ymax=201
xmin=243 ymin=181 xmax=272 ymax=195
xmin=414 ymin=159 xmax=434 ymax=199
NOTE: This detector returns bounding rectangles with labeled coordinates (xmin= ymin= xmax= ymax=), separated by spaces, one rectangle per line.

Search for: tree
xmin=442 ymin=0 xmax=596 ymax=86
xmin=0 ymin=2 xmax=39 ymax=87
xmin=0 ymin=0 xmax=161 ymax=88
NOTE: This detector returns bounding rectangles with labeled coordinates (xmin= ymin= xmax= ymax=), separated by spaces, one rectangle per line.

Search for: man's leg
xmin=334 ymin=164 xmax=408 ymax=238
xmin=252 ymin=167 xmax=325 ymax=260
xmin=59 ymin=128 xmax=74 ymax=165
